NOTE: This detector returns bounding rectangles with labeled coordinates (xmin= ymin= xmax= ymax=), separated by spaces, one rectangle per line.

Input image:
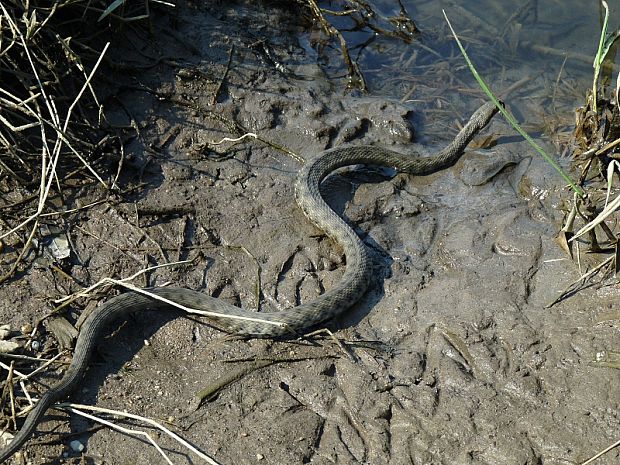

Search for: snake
xmin=0 ymin=101 xmax=498 ymax=462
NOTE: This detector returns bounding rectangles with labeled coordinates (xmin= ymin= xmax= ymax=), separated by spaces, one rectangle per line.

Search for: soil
xmin=0 ymin=2 xmax=618 ymax=465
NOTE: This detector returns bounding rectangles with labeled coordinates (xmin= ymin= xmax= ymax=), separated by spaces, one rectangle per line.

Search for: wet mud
xmin=0 ymin=2 xmax=618 ymax=464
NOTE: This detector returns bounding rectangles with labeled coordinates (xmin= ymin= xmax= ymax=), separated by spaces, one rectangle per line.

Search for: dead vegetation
xmin=0 ymin=1 xmax=132 ymax=284
xmin=555 ymin=3 xmax=620 ymax=300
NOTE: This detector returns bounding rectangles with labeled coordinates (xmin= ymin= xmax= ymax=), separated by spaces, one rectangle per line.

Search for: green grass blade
xmin=600 ymin=29 xmax=620 ymax=62
xmin=442 ymin=10 xmax=585 ymax=198
xmin=98 ymin=0 xmax=125 ymax=22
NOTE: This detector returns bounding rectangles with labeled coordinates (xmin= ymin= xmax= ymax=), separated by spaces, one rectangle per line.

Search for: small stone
xmin=256 ymin=453 xmax=264 ymax=461
xmin=69 ymin=440 xmax=84 ymax=452
xmin=30 ymin=340 xmax=41 ymax=352
xmin=20 ymin=324 xmax=33 ymax=336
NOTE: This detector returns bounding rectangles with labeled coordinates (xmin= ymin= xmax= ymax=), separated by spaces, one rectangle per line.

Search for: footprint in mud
xmin=385 ymin=320 xmax=547 ymax=465
xmin=277 ymin=349 xmax=395 ymax=465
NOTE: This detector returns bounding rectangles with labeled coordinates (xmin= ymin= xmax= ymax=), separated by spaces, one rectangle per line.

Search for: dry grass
xmin=0 ymin=1 xmax=179 ymax=284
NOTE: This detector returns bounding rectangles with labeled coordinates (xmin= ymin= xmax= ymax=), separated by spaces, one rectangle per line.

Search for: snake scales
xmin=0 ymin=101 xmax=498 ymax=462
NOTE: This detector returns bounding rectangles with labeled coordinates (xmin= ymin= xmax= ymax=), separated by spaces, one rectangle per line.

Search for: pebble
xmin=69 ymin=440 xmax=84 ymax=452
xmin=30 ymin=340 xmax=41 ymax=352
xmin=20 ymin=324 xmax=33 ymax=336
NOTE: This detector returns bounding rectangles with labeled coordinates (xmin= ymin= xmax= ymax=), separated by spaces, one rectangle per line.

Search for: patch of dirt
xmin=0 ymin=2 xmax=618 ymax=465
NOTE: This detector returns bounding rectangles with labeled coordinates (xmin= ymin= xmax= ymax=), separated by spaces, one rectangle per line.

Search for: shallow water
xmin=319 ymin=0 xmax=620 ymax=140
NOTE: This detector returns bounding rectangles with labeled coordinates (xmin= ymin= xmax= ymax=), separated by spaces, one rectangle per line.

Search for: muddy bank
xmin=0 ymin=2 xmax=618 ymax=464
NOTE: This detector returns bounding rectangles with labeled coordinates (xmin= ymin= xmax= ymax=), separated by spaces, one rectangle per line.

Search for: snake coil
xmin=0 ymin=101 xmax=498 ymax=462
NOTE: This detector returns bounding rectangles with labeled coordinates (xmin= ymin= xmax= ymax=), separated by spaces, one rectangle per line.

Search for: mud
xmin=0 ymin=2 xmax=618 ymax=465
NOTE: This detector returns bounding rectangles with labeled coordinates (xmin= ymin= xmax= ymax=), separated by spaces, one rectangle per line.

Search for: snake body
xmin=0 ymin=102 xmax=498 ymax=462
